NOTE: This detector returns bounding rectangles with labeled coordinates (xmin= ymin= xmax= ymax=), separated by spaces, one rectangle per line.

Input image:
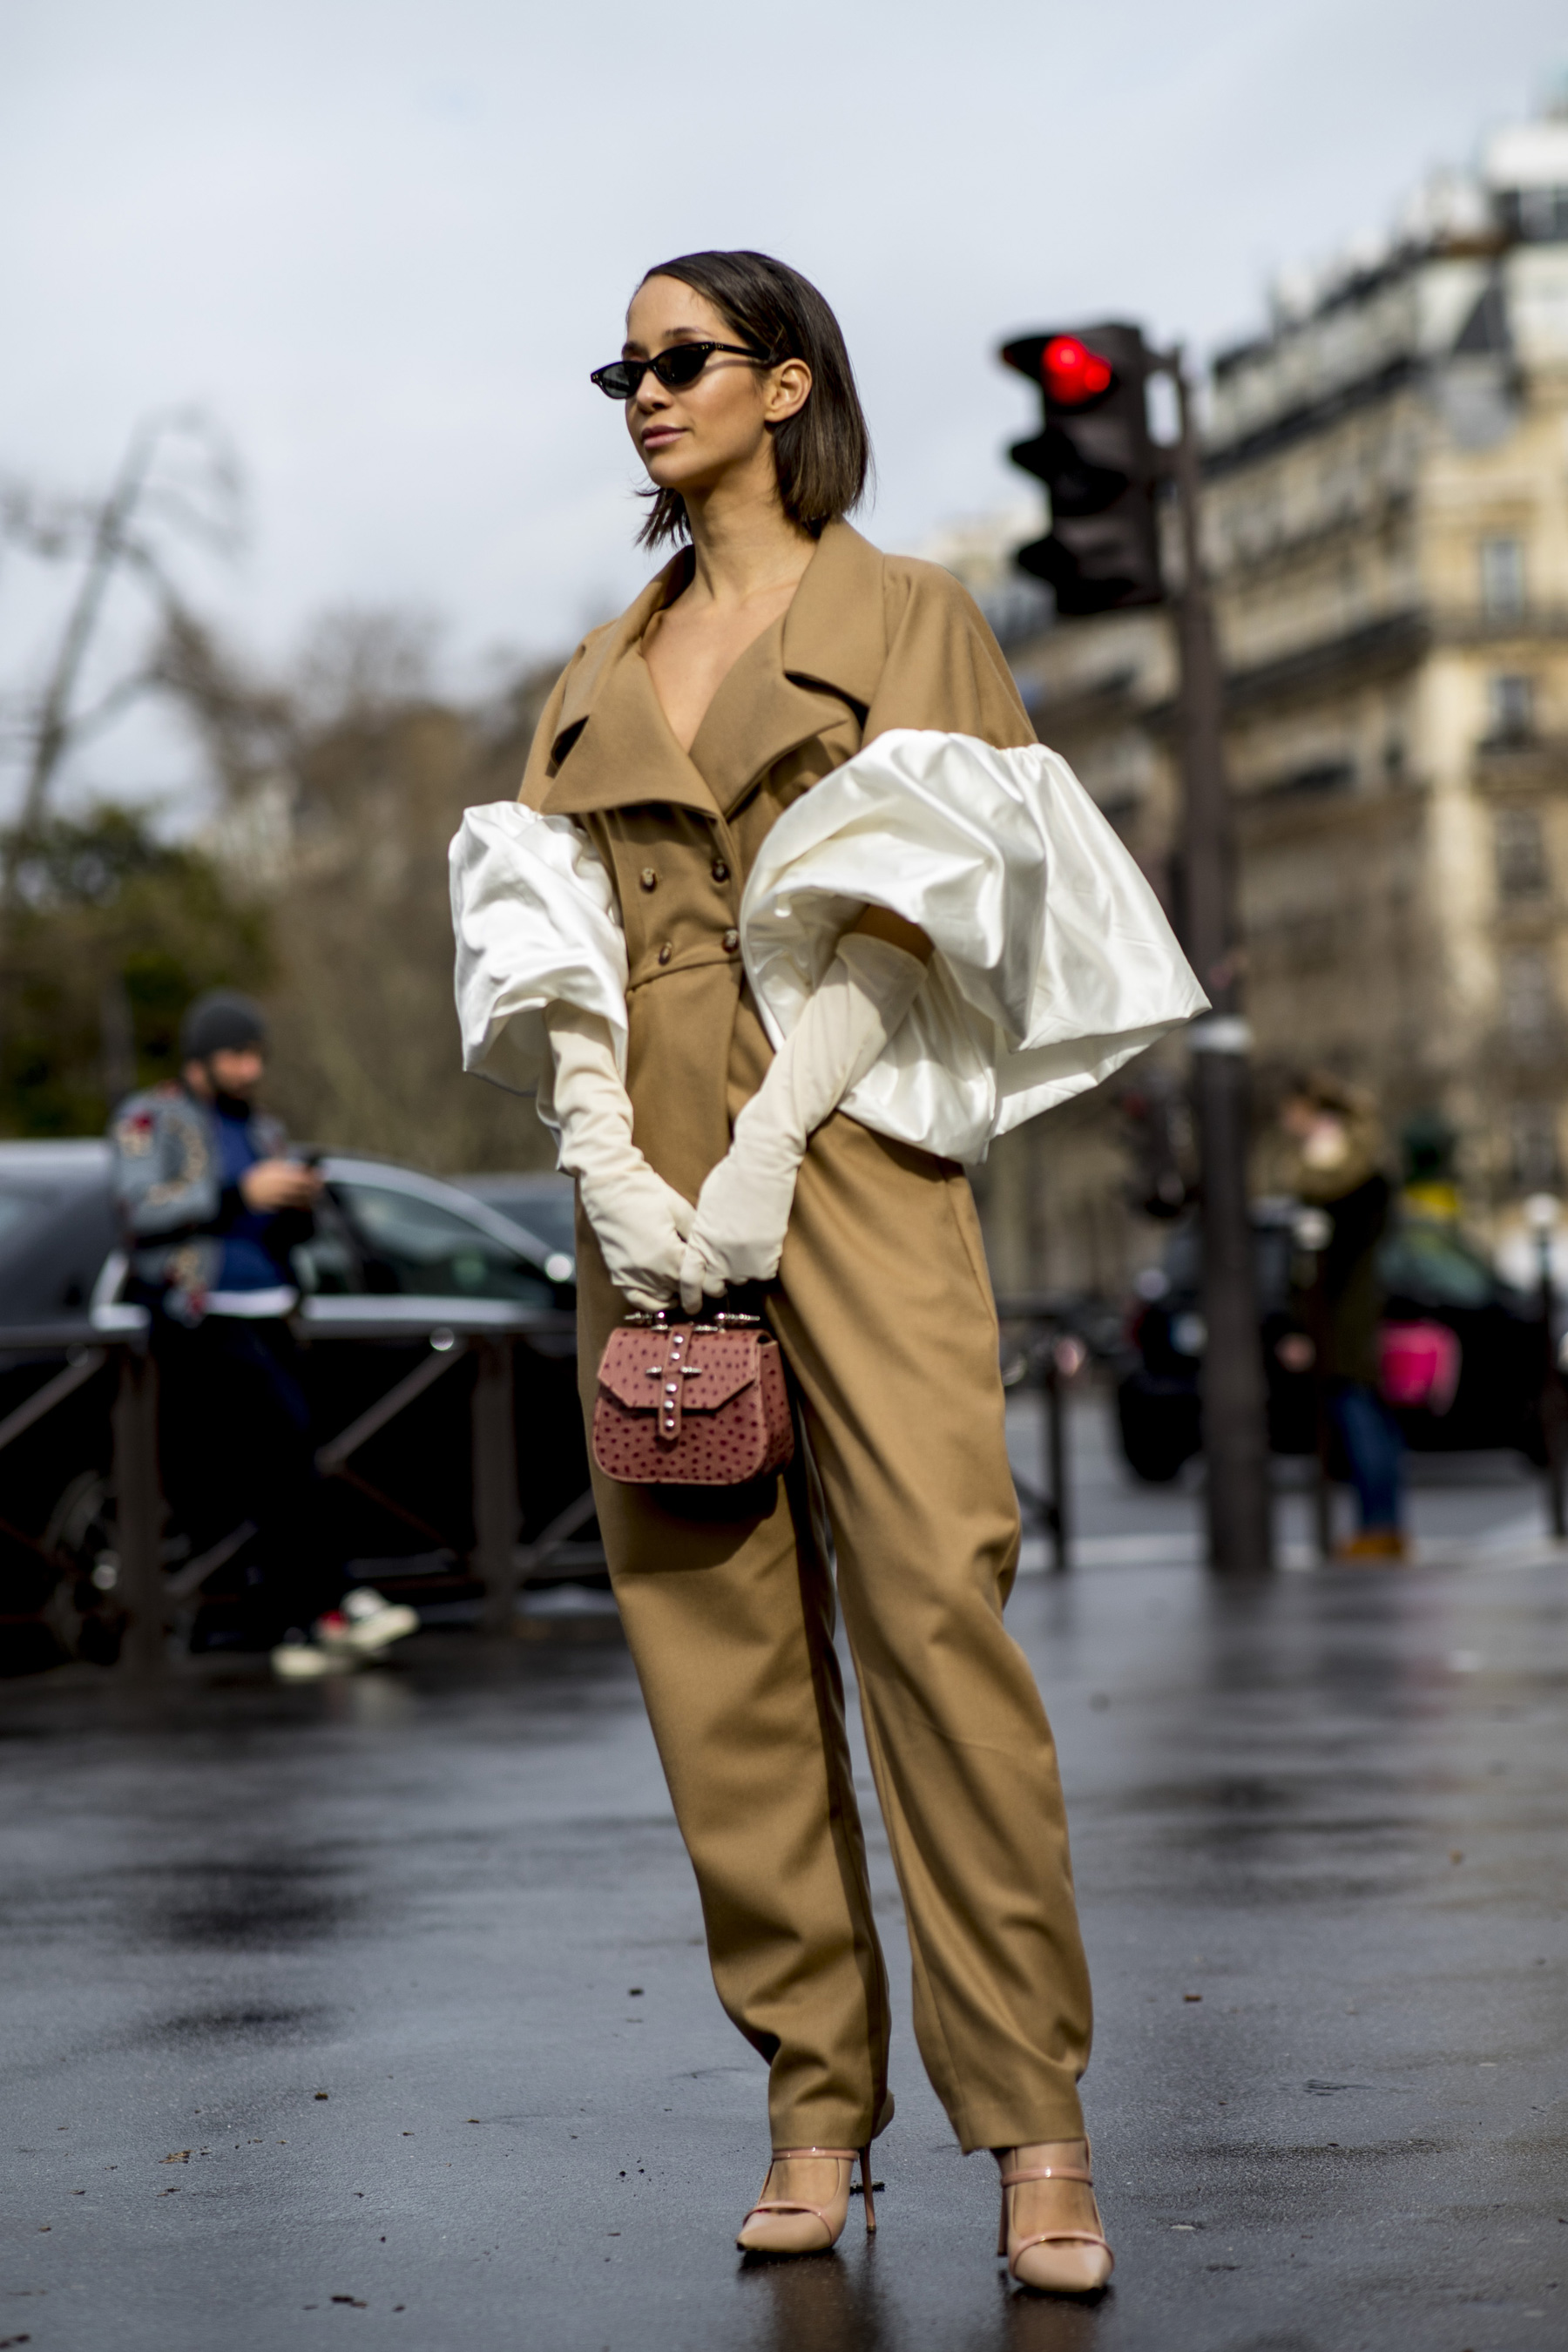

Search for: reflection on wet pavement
xmin=2 ymin=1474 xmax=1565 ymax=2349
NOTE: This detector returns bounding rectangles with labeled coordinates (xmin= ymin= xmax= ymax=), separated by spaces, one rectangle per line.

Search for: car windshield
xmin=331 ymin=1181 xmax=557 ymax=1305
xmin=1379 ymin=1224 xmax=1496 ymax=1309
xmin=0 ymin=1192 xmax=51 ymax=1252
xmin=461 ymin=1183 xmax=576 ymax=1265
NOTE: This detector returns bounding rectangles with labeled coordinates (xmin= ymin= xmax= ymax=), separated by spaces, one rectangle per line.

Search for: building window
xmin=1488 ymin=673 xmax=1535 ymax=744
xmin=1510 ymin=1101 xmax=1561 ymax=1192
xmin=1479 ymin=536 xmax=1525 ymax=618
xmin=1501 ymin=184 xmax=1568 ymax=243
xmin=1494 ymin=807 xmax=1550 ymax=900
xmin=1500 ymin=945 xmax=1556 ymax=1051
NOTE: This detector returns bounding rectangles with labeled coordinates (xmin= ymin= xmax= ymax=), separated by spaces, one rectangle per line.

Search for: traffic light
xmin=999 ymin=322 xmax=1165 ymax=617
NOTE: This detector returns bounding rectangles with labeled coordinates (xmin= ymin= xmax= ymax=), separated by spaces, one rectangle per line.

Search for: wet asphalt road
xmin=3 ymin=1393 xmax=1566 ymax=2352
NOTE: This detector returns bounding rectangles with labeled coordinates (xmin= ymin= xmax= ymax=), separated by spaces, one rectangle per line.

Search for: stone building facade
xmin=961 ymin=105 xmax=1568 ymax=1296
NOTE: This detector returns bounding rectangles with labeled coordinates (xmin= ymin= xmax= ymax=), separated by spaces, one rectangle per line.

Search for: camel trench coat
xmin=515 ymin=519 xmax=1092 ymax=2154
xmin=517 ymin=518 xmax=1037 ymax=1197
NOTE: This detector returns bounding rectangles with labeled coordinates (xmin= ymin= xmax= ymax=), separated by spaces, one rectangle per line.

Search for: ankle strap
xmin=770 ymin=2146 xmax=858 ymax=2162
xmin=1000 ymin=2163 xmax=1092 ymax=2187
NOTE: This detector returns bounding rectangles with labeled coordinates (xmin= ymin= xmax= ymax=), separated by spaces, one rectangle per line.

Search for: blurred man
xmin=110 ymin=990 xmax=417 ymax=1677
xmin=1278 ymin=1071 xmax=1406 ymax=1562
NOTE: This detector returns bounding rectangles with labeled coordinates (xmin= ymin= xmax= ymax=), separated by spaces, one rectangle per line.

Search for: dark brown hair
xmin=632 ymin=250 xmax=872 ymax=550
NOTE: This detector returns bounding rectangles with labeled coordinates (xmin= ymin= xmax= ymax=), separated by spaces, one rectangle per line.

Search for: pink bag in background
xmin=1379 ymin=1321 xmax=1462 ymax=1415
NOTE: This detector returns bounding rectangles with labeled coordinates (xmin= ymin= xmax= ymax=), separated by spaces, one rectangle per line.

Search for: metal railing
xmin=0 ymin=1296 xmax=596 ymax=1675
xmin=3 ymin=1288 xmax=1092 ymax=1674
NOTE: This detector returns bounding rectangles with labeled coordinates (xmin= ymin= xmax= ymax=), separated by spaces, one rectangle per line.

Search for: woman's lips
xmin=641 ymin=425 xmax=683 ymax=448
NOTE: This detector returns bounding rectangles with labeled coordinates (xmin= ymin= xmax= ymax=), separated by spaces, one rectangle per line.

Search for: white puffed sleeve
xmin=449 ymin=803 xmax=629 ymax=1103
xmin=740 ymin=728 xmax=1207 ymax=1163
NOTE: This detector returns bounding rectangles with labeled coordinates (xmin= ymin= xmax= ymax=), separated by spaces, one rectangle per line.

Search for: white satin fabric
xmin=741 ymin=728 xmax=1206 ymax=1160
xmin=449 ymin=729 xmax=1206 ymax=1163
xmin=449 ymin=801 xmax=628 ymax=1124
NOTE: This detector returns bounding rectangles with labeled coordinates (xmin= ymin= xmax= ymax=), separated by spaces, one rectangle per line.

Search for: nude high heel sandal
xmin=997 ymin=2139 xmax=1114 ymax=2294
xmin=735 ymin=2146 xmax=876 ymax=2254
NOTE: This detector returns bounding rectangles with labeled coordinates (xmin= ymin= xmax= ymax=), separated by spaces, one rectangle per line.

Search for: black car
xmin=455 ymin=1172 xmax=578 ymax=1276
xmin=0 ymin=1144 xmax=596 ymax=1672
xmin=1116 ymin=1200 xmax=1546 ymax=1484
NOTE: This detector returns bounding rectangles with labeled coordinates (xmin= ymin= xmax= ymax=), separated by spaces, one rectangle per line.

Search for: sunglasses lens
xmin=592 ymin=362 xmax=641 ymax=399
xmin=654 ymin=344 xmax=713 ymax=389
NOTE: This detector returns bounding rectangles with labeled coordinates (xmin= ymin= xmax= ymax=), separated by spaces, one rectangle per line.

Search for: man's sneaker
xmin=315 ymin=1587 xmax=420 ymax=1659
xmin=270 ymin=1638 xmax=355 ymax=1682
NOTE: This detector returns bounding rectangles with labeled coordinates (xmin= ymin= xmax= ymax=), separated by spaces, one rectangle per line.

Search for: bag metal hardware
xmin=625 ymin=1308 xmax=762 ymax=1331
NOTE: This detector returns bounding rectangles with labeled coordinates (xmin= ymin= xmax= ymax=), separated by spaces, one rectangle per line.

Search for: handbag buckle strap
xmin=644 ymin=1318 xmax=695 ymax=1446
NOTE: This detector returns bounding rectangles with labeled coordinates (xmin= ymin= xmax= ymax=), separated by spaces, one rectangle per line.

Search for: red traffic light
xmin=1041 ymin=336 xmax=1113 ymax=404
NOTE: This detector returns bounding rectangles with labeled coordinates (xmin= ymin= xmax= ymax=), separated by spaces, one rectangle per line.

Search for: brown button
xmin=711 ymin=858 xmax=730 ymax=883
xmin=639 ymin=867 xmax=658 ymax=892
xmin=658 ymin=942 xmax=672 ymax=965
xmin=722 ymin=929 xmax=740 ymax=954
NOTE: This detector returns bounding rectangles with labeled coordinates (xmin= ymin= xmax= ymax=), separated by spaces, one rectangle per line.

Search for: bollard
xmin=1525 ymin=1194 xmax=1566 ymax=1539
xmin=1293 ymin=1207 xmax=1335 ymax=1561
xmin=470 ymin=1336 xmax=520 ymax=1634
xmin=1042 ymin=1336 xmax=1074 ymax=1575
xmin=997 ymin=1302 xmax=1076 ymax=1571
xmin=113 ymin=1342 xmax=164 ymax=1680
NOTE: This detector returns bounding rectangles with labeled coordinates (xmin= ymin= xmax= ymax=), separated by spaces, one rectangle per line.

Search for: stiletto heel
xmin=997 ymin=2137 xmax=1114 ymax=2295
xmin=736 ymin=2146 xmax=872 ymax=2254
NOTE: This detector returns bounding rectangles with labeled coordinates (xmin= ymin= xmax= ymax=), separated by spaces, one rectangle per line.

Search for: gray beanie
xmin=179 ymin=990 xmax=267 ymax=1064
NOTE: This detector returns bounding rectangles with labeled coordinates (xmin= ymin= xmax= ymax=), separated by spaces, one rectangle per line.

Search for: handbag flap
xmin=598 ymin=1323 xmax=766 ymax=1415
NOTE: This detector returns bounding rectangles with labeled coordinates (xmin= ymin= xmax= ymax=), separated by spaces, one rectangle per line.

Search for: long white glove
xmin=544 ymin=1002 xmax=693 ymax=1311
xmin=679 ymin=931 xmax=926 ymax=1314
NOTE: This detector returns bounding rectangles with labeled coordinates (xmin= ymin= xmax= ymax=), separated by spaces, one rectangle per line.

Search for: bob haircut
xmin=632 ymin=249 xmax=872 ymax=550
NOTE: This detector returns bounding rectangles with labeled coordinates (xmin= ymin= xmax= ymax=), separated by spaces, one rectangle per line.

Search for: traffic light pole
xmin=1166 ymin=355 xmax=1274 ymax=1574
xmin=996 ymin=316 xmax=1272 ymax=1571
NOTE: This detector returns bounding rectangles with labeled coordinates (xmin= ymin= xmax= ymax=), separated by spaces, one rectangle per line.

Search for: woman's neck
xmin=680 ymin=467 xmax=815 ymax=612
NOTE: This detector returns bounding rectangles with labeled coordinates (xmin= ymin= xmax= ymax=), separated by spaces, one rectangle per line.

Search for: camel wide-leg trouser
xmin=573 ymin=1002 xmax=1092 ymax=2156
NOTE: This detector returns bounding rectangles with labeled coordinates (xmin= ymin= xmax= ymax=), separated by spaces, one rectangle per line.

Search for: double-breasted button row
xmin=639 ymin=861 xmax=728 ymax=892
xmin=649 ymin=934 xmax=737 ymax=967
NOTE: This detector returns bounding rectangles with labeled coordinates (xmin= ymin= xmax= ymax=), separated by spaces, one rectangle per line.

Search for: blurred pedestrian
xmin=110 ymin=989 xmax=417 ymax=1678
xmin=454 ymin=251 xmax=1203 ymax=2290
xmin=1280 ymin=1072 xmax=1406 ymax=1561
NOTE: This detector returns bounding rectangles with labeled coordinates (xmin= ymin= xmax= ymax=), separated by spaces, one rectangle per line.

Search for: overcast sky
xmin=2 ymin=0 xmax=1565 ymax=814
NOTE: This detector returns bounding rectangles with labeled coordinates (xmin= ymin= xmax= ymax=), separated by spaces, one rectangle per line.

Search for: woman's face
xmin=620 ymin=275 xmax=810 ymax=506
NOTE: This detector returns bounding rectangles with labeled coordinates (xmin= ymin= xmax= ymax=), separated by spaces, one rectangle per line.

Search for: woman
xmin=1279 ymin=1072 xmax=1404 ymax=1559
xmin=452 ymin=251 xmax=1204 ymax=2291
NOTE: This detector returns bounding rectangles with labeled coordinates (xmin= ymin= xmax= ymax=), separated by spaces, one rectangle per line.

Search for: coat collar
xmin=537 ymin=520 xmax=887 ymax=821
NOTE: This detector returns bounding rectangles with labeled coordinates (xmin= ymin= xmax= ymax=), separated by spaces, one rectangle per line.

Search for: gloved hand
xmin=679 ymin=930 xmax=926 ymax=1314
xmin=544 ymin=1002 xmax=693 ymax=1311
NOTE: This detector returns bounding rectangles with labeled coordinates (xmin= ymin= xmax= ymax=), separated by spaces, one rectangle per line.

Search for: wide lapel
xmin=781 ymin=520 xmax=889 ymax=710
xmin=538 ymin=556 xmax=720 ymax=821
xmin=687 ymin=521 xmax=892 ymax=817
xmin=539 ymin=521 xmax=891 ymax=821
xmin=686 ymin=624 xmax=844 ymax=817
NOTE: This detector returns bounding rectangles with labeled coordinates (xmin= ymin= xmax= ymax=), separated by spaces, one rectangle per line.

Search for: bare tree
xmin=3 ymin=418 xmax=567 ymax=1171
xmin=2 ymin=409 xmax=242 ymax=877
xmin=159 ymin=601 xmax=565 ymax=1173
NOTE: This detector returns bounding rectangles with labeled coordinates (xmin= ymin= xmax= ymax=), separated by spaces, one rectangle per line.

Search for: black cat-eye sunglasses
xmin=590 ymin=341 xmax=776 ymax=400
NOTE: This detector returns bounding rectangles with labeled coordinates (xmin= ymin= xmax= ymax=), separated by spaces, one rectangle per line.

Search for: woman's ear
xmin=765 ymin=356 xmax=813 ymax=426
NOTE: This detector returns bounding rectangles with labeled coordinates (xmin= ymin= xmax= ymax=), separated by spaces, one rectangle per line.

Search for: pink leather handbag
xmin=592 ymin=1312 xmax=795 ymax=1486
